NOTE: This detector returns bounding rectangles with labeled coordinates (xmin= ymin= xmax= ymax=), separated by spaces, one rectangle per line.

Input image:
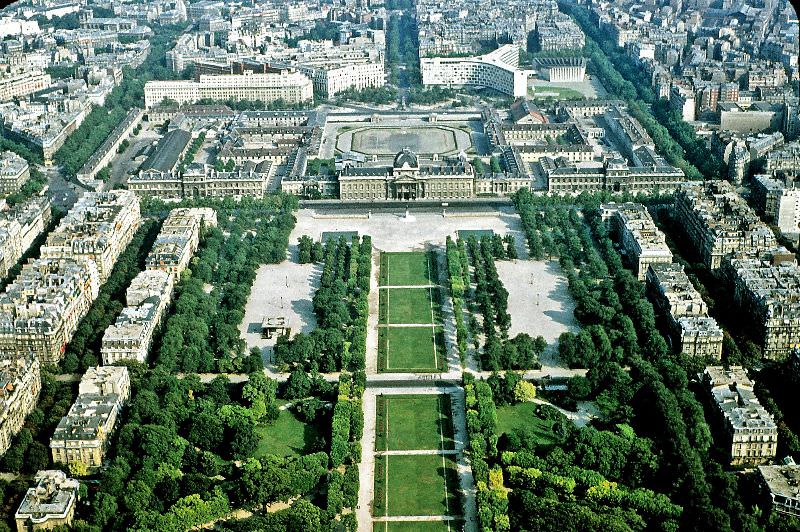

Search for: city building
xmin=339 ymin=148 xmax=475 ymax=200
xmin=0 ymin=354 xmax=40 ymax=456
xmin=149 ymin=207 xmax=216 ymax=268
xmin=15 ymin=470 xmax=79 ymax=532
xmin=0 ymin=258 xmax=100 ymax=366
xmin=542 ymin=156 xmax=685 ymax=194
xmin=50 ymin=366 xmax=130 ymax=473
xmin=600 ymin=203 xmax=673 ymax=280
xmin=536 ymin=14 xmax=585 ymax=51
xmin=673 ymin=181 xmax=780 ymax=270
xmin=758 ymin=464 xmax=800 ymax=518
xmin=702 ymin=366 xmax=778 ymax=466
xmin=143 ymin=70 xmax=314 ymax=109
xmin=129 ymin=162 xmax=272 ymax=199
xmin=533 ymin=57 xmax=587 ymax=82
xmin=722 ymin=257 xmax=800 ymax=360
xmin=39 ymin=191 xmax=141 ymax=283
xmin=76 ymin=108 xmax=143 ymax=188
xmin=0 ymin=70 xmax=51 ymax=102
xmin=646 ymin=263 xmax=724 ymax=358
xmin=421 ymin=44 xmax=529 ymax=98
xmin=0 ymin=196 xmax=51 ymax=280
xmin=0 ymin=150 xmax=30 ymax=195
xmin=753 ymin=174 xmax=800 ymax=236
xmin=670 ymin=85 xmax=696 ymax=122
xmin=100 ymin=270 xmax=174 ymax=365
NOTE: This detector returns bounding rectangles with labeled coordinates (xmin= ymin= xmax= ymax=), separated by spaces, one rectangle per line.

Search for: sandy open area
xmin=495 ymin=260 xmax=579 ymax=370
xmin=239 ymin=242 xmax=320 ymax=367
xmin=291 ymin=206 xmax=528 ymax=255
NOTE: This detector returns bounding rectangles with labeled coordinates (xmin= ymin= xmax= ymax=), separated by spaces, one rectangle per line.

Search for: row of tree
xmin=297 ymin=234 xmax=325 ymax=264
xmin=446 ymin=236 xmax=470 ymax=360
xmin=61 ymin=220 xmax=160 ymax=374
xmin=274 ymin=236 xmax=372 ymax=372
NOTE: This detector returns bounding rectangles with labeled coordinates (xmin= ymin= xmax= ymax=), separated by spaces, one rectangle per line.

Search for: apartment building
xmin=703 ymin=366 xmax=778 ymax=466
xmin=302 ymin=62 xmax=384 ymax=99
xmin=674 ymin=181 xmax=780 ymax=270
xmin=0 ymin=354 xmax=40 ymax=456
xmin=143 ymin=70 xmax=314 ymax=109
xmin=421 ymin=45 xmax=529 ymax=98
xmin=50 ymin=366 xmax=130 ymax=473
xmin=0 ymin=150 xmax=30 ymax=195
xmin=646 ymin=263 xmax=723 ymax=358
xmin=147 ymin=207 xmax=216 ymax=275
xmin=100 ymin=270 xmax=174 ymax=365
xmin=0 ymin=70 xmax=51 ymax=102
xmin=722 ymin=258 xmax=800 ymax=360
xmin=600 ymin=202 xmax=673 ymax=280
xmin=15 ymin=470 xmax=79 ymax=532
xmin=753 ymin=174 xmax=800 ymax=235
xmin=758 ymin=464 xmax=800 ymax=518
xmin=0 ymin=196 xmax=51 ymax=280
xmin=39 ymin=191 xmax=141 ymax=283
xmin=0 ymin=258 xmax=100 ymax=365
xmin=536 ymin=14 xmax=585 ymax=51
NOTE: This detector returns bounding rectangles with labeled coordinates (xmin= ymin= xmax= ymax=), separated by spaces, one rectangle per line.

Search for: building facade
xmin=0 ymin=150 xmax=30 ymax=195
xmin=143 ymin=70 xmax=314 ymax=108
xmin=646 ymin=262 xmax=724 ymax=358
xmin=703 ymin=366 xmax=778 ymax=466
xmin=601 ymin=202 xmax=673 ymax=280
xmin=421 ymin=45 xmax=529 ymax=98
xmin=0 ymin=354 xmax=40 ymax=456
xmin=50 ymin=367 xmax=130 ymax=473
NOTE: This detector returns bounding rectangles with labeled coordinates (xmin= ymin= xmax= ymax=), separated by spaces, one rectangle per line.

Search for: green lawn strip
xmin=530 ymin=86 xmax=586 ymax=100
xmin=375 ymin=395 xmax=455 ymax=451
xmin=384 ymin=251 xmax=432 ymax=286
xmin=253 ymin=409 xmax=319 ymax=458
xmin=386 ymin=287 xmax=437 ymax=324
xmin=373 ymin=521 xmax=461 ymax=532
xmin=382 ymin=326 xmax=442 ymax=372
xmin=380 ymin=454 xmax=461 ymax=517
xmin=495 ymin=402 xmax=562 ymax=449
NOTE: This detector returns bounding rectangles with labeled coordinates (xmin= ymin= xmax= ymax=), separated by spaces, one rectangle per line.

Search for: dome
xmin=393 ymin=147 xmax=418 ymax=169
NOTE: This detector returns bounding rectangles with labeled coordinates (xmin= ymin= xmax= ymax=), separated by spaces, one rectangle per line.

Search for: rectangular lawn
xmin=379 ymin=326 xmax=446 ymax=372
xmin=495 ymin=401 xmax=563 ymax=449
xmin=254 ymin=409 xmax=319 ymax=458
xmin=374 ymin=454 xmax=460 ymax=517
xmin=381 ymin=252 xmax=432 ymax=286
xmin=381 ymin=287 xmax=438 ymax=325
xmin=375 ymin=395 xmax=454 ymax=451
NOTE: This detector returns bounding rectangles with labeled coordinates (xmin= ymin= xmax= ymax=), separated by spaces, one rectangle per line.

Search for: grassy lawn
xmin=373 ymin=454 xmax=461 ymax=517
xmin=379 ymin=326 xmax=446 ymax=372
xmin=373 ymin=521 xmax=461 ymax=532
xmin=254 ymin=409 xmax=319 ymax=458
xmin=530 ymin=86 xmax=586 ymax=100
xmin=380 ymin=287 xmax=439 ymax=325
xmin=375 ymin=395 xmax=454 ymax=451
xmin=456 ymin=229 xmax=493 ymax=240
xmin=381 ymin=251 xmax=432 ymax=286
xmin=495 ymin=402 xmax=563 ymax=449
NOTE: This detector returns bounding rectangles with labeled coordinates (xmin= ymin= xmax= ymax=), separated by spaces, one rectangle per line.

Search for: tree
xmin=514 ymin=380 xmax=537 ymax=402
xmin=285 ymin=368 xmax=312 ymax=399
